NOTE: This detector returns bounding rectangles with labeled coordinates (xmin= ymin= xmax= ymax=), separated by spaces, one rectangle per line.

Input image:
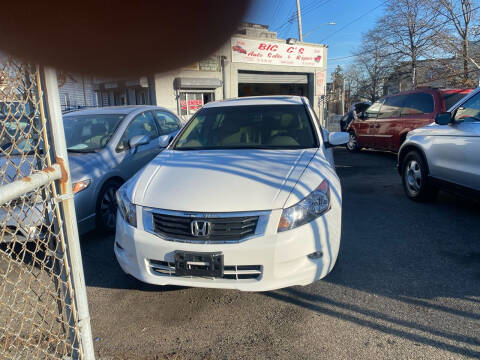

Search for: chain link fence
xmin=0 ymin=56 xmax=93 ymax=359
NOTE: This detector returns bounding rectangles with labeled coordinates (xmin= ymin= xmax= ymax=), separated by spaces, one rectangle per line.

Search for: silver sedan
xmin=1 ymin=105 xmax=182 ymax=240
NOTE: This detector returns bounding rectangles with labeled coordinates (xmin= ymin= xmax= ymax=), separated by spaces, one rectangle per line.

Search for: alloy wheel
xmin=405 ymin=160 xmax=422 ymax=195
xmin=347 ymin=133 xmax=357 ymax=150
xmin=100 ymin=186 xmax=118 ymax=230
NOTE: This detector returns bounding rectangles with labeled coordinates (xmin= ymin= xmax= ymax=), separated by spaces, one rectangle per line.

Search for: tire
xmin=346 ymin=132 xmax=360 ymax=152
xmin=96 ymin=179 xmax=123 ymax=233
xmin=401 ymin=151 xmax=437 ymax=202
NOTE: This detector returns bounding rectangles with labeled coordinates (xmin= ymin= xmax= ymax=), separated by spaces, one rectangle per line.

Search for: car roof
xmin=386 ymin=88 xmax=473 ymax=98
xmin=63 ymin=105 xmax=166 ymax=116
xmin=438 ymin=88 xmax=473 ymax=94
xmin=203 ymin=96 xmax=305 ymax=108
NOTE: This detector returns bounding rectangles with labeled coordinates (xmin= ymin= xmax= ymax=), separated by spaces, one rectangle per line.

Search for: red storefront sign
xmin=231 ymin=37 xmax=326 ymax=68
xmin=180 ymin=99 xmax=202 ymax=111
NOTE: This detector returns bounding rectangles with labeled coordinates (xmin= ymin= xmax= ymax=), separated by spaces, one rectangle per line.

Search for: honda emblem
xmin=191 ymin=220 xmax=211 ymax=237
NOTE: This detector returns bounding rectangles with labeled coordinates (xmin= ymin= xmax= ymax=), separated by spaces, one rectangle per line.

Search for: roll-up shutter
xmin=238 ymin=72 xmax=308 ymax=84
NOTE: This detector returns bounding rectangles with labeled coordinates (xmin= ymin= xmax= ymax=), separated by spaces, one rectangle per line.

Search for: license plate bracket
xmin=174 ymin=251 xmax=224 ymax=277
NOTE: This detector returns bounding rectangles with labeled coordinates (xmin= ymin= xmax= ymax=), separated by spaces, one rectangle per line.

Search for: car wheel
xmin=346 ymin=132 xmax=360 ymax=152
xmin=96 ymin=179 xmax=123 ymax=233
xmin=402 ymin=151 xmax=437 ymax=202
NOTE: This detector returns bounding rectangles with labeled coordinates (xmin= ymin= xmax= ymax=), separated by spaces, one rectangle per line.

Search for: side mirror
xmin=435 ymin=112 xmax=452 ymax=125
xmin=326 ymin=132 xmax=350 ymax=148
xmin=129 ymin=135 xmax=149 ymax=151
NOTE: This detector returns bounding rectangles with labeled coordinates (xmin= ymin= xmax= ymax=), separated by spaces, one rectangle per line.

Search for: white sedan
xmin=114 ymin=96 xmax=348 ymax=291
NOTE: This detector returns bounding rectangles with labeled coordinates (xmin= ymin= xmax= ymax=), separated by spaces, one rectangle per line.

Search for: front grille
xmin=149 ymin=260 xmax=262 ymax=280
xmin=151 ymin=213 xmax=259 ymax=242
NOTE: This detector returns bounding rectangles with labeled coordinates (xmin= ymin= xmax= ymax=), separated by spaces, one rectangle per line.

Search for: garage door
xmin=238 ymin=72 xmax=308 ymax=84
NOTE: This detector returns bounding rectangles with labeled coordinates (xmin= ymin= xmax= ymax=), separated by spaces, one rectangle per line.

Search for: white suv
xmin=114 ymin=96 xmax=349 ymax=291
xmin=398 ymin=88 xmax=480 ymax=201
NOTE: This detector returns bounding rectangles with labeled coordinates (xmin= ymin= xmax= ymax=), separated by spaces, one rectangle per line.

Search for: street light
xmin=303 ymin=22 xmax=336 ymax=40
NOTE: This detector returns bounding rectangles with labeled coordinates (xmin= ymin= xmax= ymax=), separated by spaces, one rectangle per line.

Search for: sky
xmin=244 ymin=0 xmax=387 ymax=80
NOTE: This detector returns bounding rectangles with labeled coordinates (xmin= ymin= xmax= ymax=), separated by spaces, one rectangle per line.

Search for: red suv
xmin=346 ymin=88 xmax=472 ymax=152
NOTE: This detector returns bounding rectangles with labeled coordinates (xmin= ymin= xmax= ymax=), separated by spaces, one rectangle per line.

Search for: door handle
xmin=375 ymin=124 xmax=380 ymax=128
xmin=369 ymin=125 xmax=375 ymax=128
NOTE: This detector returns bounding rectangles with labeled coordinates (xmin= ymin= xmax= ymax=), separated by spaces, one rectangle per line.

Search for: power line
xmin=328 ymin=4 xmax=480 ymax=65
xmin=271 ymin=0 xmax=282 ymax=23
xmin=320 ymin=0 xmax=389 ymax=43
xmin=301 ymin=0 xmax=335 ymax=19
xmin=274 ymin=0 xmax=334 ymax=36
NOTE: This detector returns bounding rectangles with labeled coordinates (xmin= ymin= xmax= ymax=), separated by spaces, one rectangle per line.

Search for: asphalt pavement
xmin=81 ymin=147 xmax=480 ymax=360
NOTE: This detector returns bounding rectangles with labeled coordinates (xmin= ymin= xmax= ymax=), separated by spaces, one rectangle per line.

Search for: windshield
xmin=1 ymin=113 xmax=125 ymax=155
xmin=64 ymin=114 xmax=125 ymax=152
xmin=174 ymin=104 xmax=318 ymax=150
xmin=0 ymin=102 xmax=34 ymax=118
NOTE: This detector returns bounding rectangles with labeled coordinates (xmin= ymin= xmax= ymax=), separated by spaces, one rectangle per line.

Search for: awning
xmin=94 ymin=76 xmax=149 ymax=91
xmin=238 ymin=71 xmax=308 ymax=84
xmin=174 ymin=77 xmax=222 ymax=89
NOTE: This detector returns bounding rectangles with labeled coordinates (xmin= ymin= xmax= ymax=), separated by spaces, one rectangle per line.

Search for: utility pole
xmin=296 ymin=0 xmax=303 ymax=42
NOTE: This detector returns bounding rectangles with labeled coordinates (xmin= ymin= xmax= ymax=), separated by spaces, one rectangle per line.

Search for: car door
xmin=115 ymin=111 xmax=161 ymax=177
xmin=375 ymin=94 xmax=407 ymax=151
xmin=357 ymin=99 xmax=383 ymax=148
xmin=428 ymin=94 xmax=480 ymax=190
xmin=152 ymin=109 xmax=182 ymax=147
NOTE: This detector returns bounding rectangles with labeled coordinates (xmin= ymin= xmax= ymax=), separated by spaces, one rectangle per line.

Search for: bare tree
xmin=351 ymin=28 xmax=396 ymax=102
xmin=434 ymin=0 xmax=478 ymax=86
xmin=378 ymin=0 xmax=440 ymax=89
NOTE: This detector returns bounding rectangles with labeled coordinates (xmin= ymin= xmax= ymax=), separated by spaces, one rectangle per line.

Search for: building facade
xmin=152 ymin=23 xmax=328 ymax=123
xmin=56 ymin=23 xmax=328 ymax=123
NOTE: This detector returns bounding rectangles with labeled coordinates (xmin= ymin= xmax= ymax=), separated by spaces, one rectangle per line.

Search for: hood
xmin=134 ymin=149 xmax=317 ymax=212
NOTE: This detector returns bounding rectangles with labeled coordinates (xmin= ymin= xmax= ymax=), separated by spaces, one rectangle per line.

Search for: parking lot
xmin=82 ymin=147 xmax=480 ymax=360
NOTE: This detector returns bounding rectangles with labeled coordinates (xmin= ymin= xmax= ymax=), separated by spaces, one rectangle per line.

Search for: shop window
xmin=179 ymin=92 xmax=215 ymax=116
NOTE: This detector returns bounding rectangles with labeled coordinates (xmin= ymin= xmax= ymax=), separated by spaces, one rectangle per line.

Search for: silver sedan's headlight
xmin=278 ymin=179 xmax=331 ymax=232
xmin=116 ymin=185 xmax=137 ymax=227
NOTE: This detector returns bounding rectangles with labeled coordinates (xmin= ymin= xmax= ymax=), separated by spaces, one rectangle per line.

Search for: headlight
xmin=278 ymin=179 xmax=330 ymax=232
xmin=116 ymin=185 xmax=137 ymax=227
xmin=72 ymin=179 xmax=91 ymax=194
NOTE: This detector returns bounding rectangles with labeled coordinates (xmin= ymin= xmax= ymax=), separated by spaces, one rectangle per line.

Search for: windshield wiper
xmin=67 ymin=148 xmax=96 ymax=153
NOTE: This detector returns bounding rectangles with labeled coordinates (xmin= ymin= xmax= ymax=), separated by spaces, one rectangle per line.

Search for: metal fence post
xmin=42 ymin=67 xmax=96 ymax=360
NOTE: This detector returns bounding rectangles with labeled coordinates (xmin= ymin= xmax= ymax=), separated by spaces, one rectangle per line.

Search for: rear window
xmin=174 ymin=105 xmax=318 ymax=150
xmin=402 ymin=93 xmax=434 ymax=115
xmin=442 ymin=92 xmax=471 ymax=110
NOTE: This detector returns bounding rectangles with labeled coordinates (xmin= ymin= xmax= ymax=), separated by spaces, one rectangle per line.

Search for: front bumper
xmin=114 ymin=205 xmax=341 ymax=292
